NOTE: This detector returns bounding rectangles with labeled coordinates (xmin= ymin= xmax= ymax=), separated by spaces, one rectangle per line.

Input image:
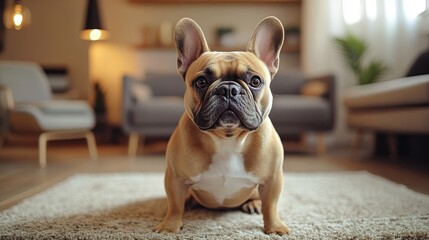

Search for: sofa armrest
xmin=122 ymin=75 xmax=139 ymax=133
xmin=303 ymin=74 xmax=336 ymax=130
xmin=0 ymin=84 xmax=14 ymax=111
xmin=343 ymin=74 xmax=429 ymax=110
xmin=122 ymin=75 xmax=155 ymax=132
xmin=0 ymin=85 xmax=14 ymax=138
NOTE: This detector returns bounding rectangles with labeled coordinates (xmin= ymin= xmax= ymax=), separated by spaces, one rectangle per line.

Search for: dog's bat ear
xmin=174 ymin=18 xmax=210 ymax=78
xmin=247 ymin=16 xmax=284 ymax=77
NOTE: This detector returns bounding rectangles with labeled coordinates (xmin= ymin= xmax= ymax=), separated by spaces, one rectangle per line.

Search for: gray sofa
xmin=343 ymin=74 xmax=429 ymax=158
xmin=122 ymin=73 xmax=185 ymax=157
xmin=270 ymin=72 xmax=336 ymax=136
xmin=122 ymin=72 xmax=335 ymax=156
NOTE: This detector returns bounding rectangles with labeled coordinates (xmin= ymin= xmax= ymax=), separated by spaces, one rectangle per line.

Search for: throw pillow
xmin=300 ymin=80 xmax=327 ymax=97
xmin=131 ymin=83 xmax=153 ymax=104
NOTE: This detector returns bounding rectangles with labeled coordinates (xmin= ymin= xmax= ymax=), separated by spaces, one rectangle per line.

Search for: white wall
xmin=100 ymin=1 xmax=301 ymax=46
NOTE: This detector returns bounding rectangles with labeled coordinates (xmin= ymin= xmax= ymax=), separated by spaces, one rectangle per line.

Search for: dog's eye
xmin=194 ymin=77 xmax=208 ymax=89
xmin=249 ymin=76 xmax=262 ymax=88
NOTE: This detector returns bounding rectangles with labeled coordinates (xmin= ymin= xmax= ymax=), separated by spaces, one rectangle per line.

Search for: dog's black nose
xmin=215 ymin=84 xmax=243 ymax=98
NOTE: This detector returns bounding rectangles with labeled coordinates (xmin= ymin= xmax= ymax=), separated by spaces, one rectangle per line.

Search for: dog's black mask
xmin=194 ymin=81 xmax=263 ymax=131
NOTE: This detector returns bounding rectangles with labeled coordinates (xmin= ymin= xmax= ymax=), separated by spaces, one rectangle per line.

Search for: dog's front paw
xmin=241 ymin=199 xmax=262 ymax=214
xmin=264 ymin=221 xmax=290 ymax=235
xmin=155 ymin=220 xmax=182 ymax=233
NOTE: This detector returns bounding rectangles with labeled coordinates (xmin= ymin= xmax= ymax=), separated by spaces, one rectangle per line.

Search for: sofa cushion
xmin=144 ymin=73 xmax=185 ymax=97
xmin=32 ymin=101 xmax=90 ymax=115
xmin=270 ymin=95 xmax=330 ymax=129
xmin=344 ymin=74 xmax=429 ymax=109
xmin=300 ymin=80 xmax=328 ymax=97
xmin=271 ymin=71 xmax=307 ymax=95
xmin=12 ymin=101 xmax=95 ymax=131
xmin=130 ymin=97 xmax=184 ymax=126
xmin=131 ymin=83 xmax=153 ymax=104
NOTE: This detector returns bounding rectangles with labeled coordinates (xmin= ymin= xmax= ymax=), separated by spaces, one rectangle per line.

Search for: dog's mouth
xmin=194 ymin=85 xmax=263 ymax=133
xmin=216 ymin=109 xmax=241 ymax=129
xmin=195 ymin=107 xmax=248 ymax=131
xmin=197 ymin=108 xmax=252 ymax=138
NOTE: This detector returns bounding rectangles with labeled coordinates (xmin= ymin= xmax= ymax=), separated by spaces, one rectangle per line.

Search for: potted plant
xmin=335 ymin=33 xmax=388 ymax=85
xmin=93 ymin=82 xmax=106 ymax=117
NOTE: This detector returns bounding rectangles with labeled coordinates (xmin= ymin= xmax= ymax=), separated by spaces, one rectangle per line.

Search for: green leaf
xmin=359 ymin=61 xmax=388 ymax=85
xmin=334 ymin=33 xmax=388 ymax=85
xmin=334 ymin=34 xmax=367 ymax=76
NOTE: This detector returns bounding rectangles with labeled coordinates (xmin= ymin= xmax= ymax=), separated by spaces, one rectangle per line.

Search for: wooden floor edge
xmin=0 ymin=169 xmax=75 ymax=211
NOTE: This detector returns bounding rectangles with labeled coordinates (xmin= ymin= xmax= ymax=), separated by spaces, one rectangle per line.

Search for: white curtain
xmin=302 ymin=0 xmax=428 ymax=145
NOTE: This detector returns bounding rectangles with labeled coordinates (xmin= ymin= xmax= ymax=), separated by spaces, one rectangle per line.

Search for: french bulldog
xmin=156 ymin=16 xmax=290 ymax=235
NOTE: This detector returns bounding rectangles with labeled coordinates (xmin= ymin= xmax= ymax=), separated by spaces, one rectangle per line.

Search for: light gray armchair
xmin=0 ymin=61 xmax=97 ymax=167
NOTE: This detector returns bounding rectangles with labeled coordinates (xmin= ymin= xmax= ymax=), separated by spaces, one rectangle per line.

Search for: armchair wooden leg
xmin=316 ymin=134 xmax=326 ymax=155
xmin=85 ymin=132 xmax=98 ymax=160
xmin=39 ymin=133 xmax=48 ymax=168
xmin=128 ymin=132 xmax=140 ymax=158
xmin=38 ymin=130 xmax=98 ymax=168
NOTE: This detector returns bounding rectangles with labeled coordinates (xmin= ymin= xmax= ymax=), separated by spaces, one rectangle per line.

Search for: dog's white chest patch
xmin=190 ymin=147 xmax=259 ymax=205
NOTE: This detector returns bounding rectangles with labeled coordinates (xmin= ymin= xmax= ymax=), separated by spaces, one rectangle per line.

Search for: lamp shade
xmin=3 ymin=0 xmax=31 ymax=30
xmin=80 ymin=0 xmax=108 ymax=41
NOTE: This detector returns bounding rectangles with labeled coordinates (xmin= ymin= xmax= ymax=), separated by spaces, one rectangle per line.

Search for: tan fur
xmin=156 ymin=17 xmax=290 ymax=235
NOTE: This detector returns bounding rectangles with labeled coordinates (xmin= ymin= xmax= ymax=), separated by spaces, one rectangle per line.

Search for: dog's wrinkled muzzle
xmin=195 ymin=81 xmax=262 ymax=131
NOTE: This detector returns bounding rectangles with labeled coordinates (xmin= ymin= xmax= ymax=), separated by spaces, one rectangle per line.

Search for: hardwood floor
xmin=1 ymin=140 xmax=429 ymax=211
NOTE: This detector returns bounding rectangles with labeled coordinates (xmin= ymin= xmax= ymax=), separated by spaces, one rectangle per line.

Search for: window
xmin=343 ymin=0 xmax=362 ymax=24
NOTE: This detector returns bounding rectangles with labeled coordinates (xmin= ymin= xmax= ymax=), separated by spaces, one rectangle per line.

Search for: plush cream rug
xmin=1 ymin=172 xmax=429 ymax=239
